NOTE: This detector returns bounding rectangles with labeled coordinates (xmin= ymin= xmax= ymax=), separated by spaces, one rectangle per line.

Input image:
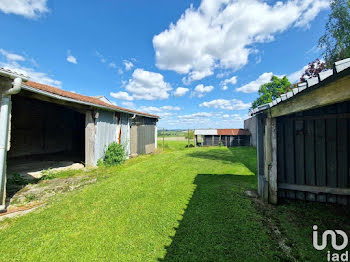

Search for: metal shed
xmin=194 ymin=129 xmax=251 ymax=147
xmin=0 ymin=68 xmax=159 ymax=210
xmin=249 ymin=58 xmax=350 ymax=205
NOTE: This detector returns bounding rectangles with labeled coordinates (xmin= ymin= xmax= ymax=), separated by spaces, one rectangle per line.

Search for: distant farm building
xmin=0 ymin=68 xmax=159 ymax=210
xmin=194 ymin=129 xmax=251 ymax=147
xmin=248 ymin=58 xmax=350 ymax=205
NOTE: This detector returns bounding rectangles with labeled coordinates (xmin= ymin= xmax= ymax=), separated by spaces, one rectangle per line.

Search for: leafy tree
xmin=184 ymin=130 xmax=194 ymax=139
xmin=251 ymin=76 xmax=291 ymax=109
xmin=319 ymin=0 xmax=350 ymax=67
xmin=300 ymin=59 xmax=326 ymax=82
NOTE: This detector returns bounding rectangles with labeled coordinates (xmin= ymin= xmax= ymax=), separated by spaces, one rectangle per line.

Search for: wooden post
xmin=187 ymin=129 xmax=190 ymax=147
xmin=163 ymin=128 xmax=165 ymax=151
xmin=195 ymin=135 xmax=197 ymax=147
xmin=212 ymin=135 xmax=214 ymax=146
xmin=264 ymin=117 xmax=278 ymax=204
xmin=257 ymin=113 xmax=267 ymax=201
xmin=85 ymin=111 xmax=95 ymax=167
xmin=269 ymin=118 xmax=278 ymax=204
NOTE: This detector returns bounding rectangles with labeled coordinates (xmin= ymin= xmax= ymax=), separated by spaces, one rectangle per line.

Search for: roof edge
xmin=21 ymin=83 xmax=159 ymax=119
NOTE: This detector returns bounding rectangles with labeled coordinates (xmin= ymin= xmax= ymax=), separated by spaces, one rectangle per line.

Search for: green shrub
xmin=99 ymin=142 xmax=126 ymax=167
xmin=8 ymin=173 xmax=27 ymax=185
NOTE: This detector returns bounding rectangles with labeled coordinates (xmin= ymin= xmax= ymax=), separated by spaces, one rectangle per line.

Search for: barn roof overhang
xmin=249 ymin=58 xmax=350 ymax=118
xmin=0 ymin=68 xmax=159 ymax=119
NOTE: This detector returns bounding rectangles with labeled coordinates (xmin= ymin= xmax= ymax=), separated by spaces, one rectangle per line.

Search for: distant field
xmin=160 ymin=136 xmax=186 ymax=141
xmin=157 ymin=130 xmax=188 ymax=137
xmin=158 ymin=139 xmax=194 ymax=151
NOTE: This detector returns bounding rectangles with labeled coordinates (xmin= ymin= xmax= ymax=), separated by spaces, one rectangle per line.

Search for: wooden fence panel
xmin=337 ymin=103 xmax=348 ymax=205
xmin=284 ymin=119 xmax=295 ymax=199
xmin=326 ymin=118 xmax=337 ymax=203
xmin=315 ymin=118 xmax=327 ymax=202
xmin=295 ymin=118 xmax=305 ymax=200
xmin=277 ymin=119 xmax=285 ymax=198
xmin=276 ymin=101 xmax=350 ymax=204
xmin=305 ymin=119 xmax=316 ymax=201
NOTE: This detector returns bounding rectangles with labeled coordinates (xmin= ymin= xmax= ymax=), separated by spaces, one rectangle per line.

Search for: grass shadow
xmin=159 ymin=173 xmax=279 ymax=261
xmin=187 ymin=147 xmax=257 ymax=175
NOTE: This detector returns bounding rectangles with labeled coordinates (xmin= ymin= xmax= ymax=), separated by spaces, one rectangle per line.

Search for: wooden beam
xmin=17 ymin=90 xmax=90 ymax=114
xmin=270 ymin=75 xmax=350 ymax=118
xmin=286 ymin=113 xmax=350 ymax=121
xmin=278 ymin=183 xmax=350 ymax=196
xmin=257 ymin=114 xmax=266 ymax=199
xmin=85 ymin=111 xmax=95 ymax=167
xmin=268 ymin=118 xmax=278 ymax=204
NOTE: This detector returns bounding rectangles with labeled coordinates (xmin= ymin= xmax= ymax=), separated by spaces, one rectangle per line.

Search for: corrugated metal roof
xmin=217 ymin=129 xmax=250 ymax=136
xmin=22 ymin=81 xmax=159 ymax=119
xmin=0 ymin=67 xmax=29 ymax=80
xmin=194 ymin=129 xmax=250 ymax=136
xmin=194 ymin=129 xmax=218 ymax=135
xmin=249 ymin=58 xmax=350 ymax=116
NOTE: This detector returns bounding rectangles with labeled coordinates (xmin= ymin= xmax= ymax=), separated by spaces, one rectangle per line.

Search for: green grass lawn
xmin=0 ymin=143 xmax=349 ymax=261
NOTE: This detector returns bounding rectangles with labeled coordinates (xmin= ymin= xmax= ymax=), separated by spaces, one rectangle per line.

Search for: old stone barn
xmin=194 ymin=129 xmax=251 ymax=147
xmin=249 ymin=58 xmax=350 ymax=205
xmin=0 ymin=68 xmax=159 ymax=210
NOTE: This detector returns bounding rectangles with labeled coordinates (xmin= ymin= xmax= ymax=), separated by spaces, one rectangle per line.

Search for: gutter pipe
xmin=0 ymin=77 xmax=22 ymax=211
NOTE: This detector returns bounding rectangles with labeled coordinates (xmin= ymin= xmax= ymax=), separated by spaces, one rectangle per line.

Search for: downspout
xmin=0 ymin=77 xmax=22 ymax=211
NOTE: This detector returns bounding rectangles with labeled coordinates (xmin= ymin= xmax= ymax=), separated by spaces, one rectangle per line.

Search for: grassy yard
xmin=0 ymin=142 xmax=349 ymax=261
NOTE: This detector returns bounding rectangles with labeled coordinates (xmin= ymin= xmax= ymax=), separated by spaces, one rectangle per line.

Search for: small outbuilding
xmin=249 ymin=58 xmax=350 ymax=205
xmin=194 ymin=129 xmax=251 ymax=147
xmin=0 ymin=68 xmax=159 ymax=210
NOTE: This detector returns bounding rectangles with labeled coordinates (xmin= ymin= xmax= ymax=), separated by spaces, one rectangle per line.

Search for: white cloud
xmin=216 ymin=71 xmax=230 ymax=79
xmin=220 ymin=75 xmax=237 ymax=90
xmin=287 ymin=65 xmax=308 ymax=83
xmin=0 ymin=0 xmax=49 ymax=18
xmin=110 ymin=91 xmax=134 ymax=101
xmin=109 ymin=62 xmax=117 ymax=69
xmin=200 ymin=99 xmax=251 ymax=110
xmin=0 ymin=48 xmax=61 ymax=87
xmin=96 ymin=51 xmax=106 ymax=63
xmin=67 ymin=55 xmax=77 ymax=64
xmin=121 ymin=101 xmax=136 ymax=108
xmin=124 ymin=69 xmax=172 ymax=100
xmin=236 ymin=72 xmax=274 ymax=93
xmin=66 ymin=51 xmax=77 ymax=64
xmin=1 ymin=62 xmax=62 ymax=87
xmin=138 ymin=105 xmax=181 ymax=113
xmin=161 ymin=105 xmax=181 ymax=111
xmin=178 ymin=112 xmax=213 ymax=121
xmin=138 ymin=106 xmax=162 ymax=112
xmin=158 ymin=112 xmax=176 ymax=117
xmin=174 ymin=87 xmax=189 ymax=97
xmin=153 ymin=0 xmax=328 ymax=81
xmin=192 ymin=84 xmax=214 ymax=98
xmin=123 ymin=60 xmax=134 ymax=71
xmin=0 ymin=49 xmax=25 ymax=62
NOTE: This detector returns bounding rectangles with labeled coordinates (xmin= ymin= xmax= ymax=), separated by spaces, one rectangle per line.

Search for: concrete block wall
xmin=244 ymin=116 xmax=257 ymax=147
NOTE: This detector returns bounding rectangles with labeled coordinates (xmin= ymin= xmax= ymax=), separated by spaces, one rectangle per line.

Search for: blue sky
xmin=0 ymin=0 xmax=330 ymax=129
